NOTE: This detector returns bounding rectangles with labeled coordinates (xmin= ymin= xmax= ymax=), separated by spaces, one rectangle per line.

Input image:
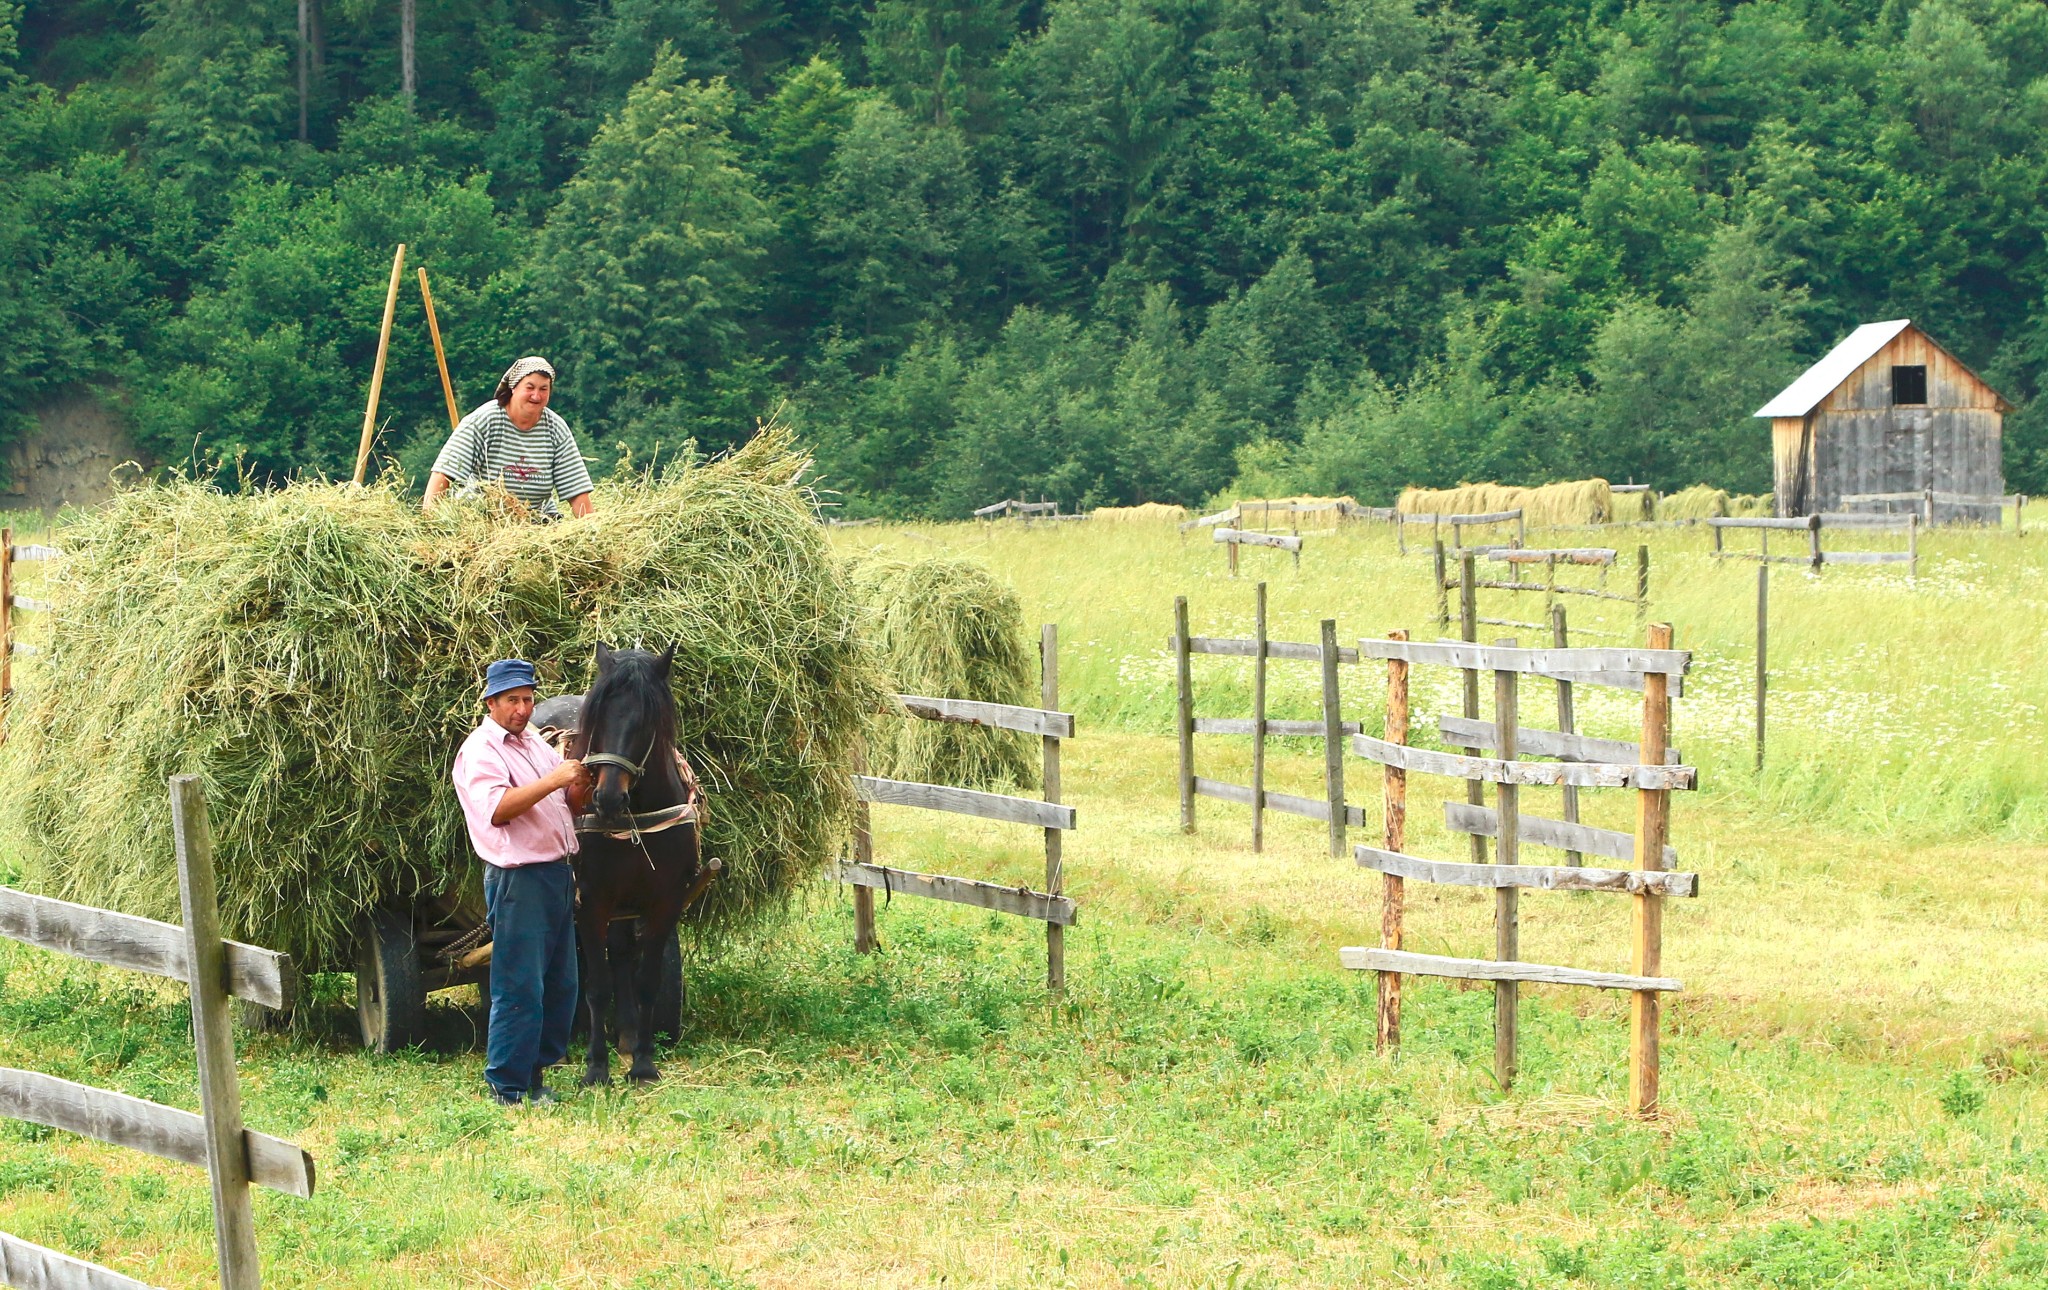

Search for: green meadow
xmin=0 ymin=516 xmax=2043 ymax=1287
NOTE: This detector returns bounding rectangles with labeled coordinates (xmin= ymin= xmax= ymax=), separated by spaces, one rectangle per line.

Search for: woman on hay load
xmin=423 ymin=356 xmax=595 ymax=519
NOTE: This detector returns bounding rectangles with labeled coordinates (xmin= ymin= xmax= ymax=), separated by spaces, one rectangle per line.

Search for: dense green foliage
xmin=6 ymin=0 xmax=2048 ymax=508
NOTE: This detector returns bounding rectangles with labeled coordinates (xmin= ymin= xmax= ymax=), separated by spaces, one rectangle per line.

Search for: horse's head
xmin=580 ymin=642 xmax=679 ymax=830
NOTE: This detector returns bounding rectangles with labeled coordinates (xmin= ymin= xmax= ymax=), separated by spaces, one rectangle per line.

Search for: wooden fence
xmin=1709 ymin=513 xmax=1918 ymax=575
xmin=0 ymin=777 xmax=314 ymax=1288
xmin=1840 ymin=488 xmax=2025 ymax=529
xmin=1340 ymin=632 xmax=1699 ymax=1117
xmin=0 ymin=531 xmax=59 ymax=737
xmin=1212 ymin=527 xmax=1302 ymax=574
xmin=1395 ymin=508 xmax=1526 ymax=556
xmin=972 ymin=499 xmax=1083 ymax=523
xmin=1170 ymin=586 xmax=1362 ymax=858
xmin=1433 ymin=545 xmax=1648 ymax=638
xmin=833 ymin=626 xmax=1078 ymax=990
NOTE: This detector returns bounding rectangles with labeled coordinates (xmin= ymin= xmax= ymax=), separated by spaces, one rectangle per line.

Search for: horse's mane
xmin=581 ymin=649 xmax=677 ymax=761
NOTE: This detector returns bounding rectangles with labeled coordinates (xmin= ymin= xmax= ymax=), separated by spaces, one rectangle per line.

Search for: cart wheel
xmin=355 ymin=908 xmax=426 ymax=1053
xmin=652 ymin=928 xmax=683 ymax=1043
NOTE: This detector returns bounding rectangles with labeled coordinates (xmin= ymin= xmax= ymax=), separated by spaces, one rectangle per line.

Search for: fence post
xmin=1755 ymin=565 xmax=1768 ymax=774
xmin=1319 ymin=619 xmax=1345 ymax=859
xmin=1493 ymin=641 xmax=1519 ymax=1093
xmin=1515 ymin=511 xmax=1526 ymax=548
xmin=2018 ymin=494 xmax=2027 ymax=536
xmin=1635 ymin=545 xmax=1650 ymax=624
xmin=1041 ymin=623 xmax=1064 ymax=993
xmin=852 ymin=748 xmax=876 ymax=953
xmin=1551 ymin=604 xmax=1581 ymax=865
xmin=169 ymin=776 xmax=262 ymax=1290
xmin=1458 ymin=554 xmax=1487 ymax=865
xmin=1630 ymin=624 xmax=1674 ymax=1119
xmin=1 ymin=527 xmax=11 ymax=745
xmin=1712 ymin=522 xmax=1724 ymax=560
xmin=1908 ymin=513 xmax=1919 ymax=580
xmin=1433 ymin=539 xmax=1449 ymax=633
xmin=1174 ymin=597 xmax=1195 ymax=834
xmin=1807 ymin=513 xmax=1822 ymax=572
xmin=1923 ymin=487 xmax=1934 ymax=526
xmin=1251 ymin=582 xmax=1268 ymax=854
xmin=1228 ymin=534 xmax=1239 ymax=578
xmin=1377 ymin=629 xmax=1409 ymax=1053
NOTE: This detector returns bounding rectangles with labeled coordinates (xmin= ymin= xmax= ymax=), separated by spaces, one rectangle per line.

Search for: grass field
xmin=0 ymin=516 xmax=2044 ymax=1287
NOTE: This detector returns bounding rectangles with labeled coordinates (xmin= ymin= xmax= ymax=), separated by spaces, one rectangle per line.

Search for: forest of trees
xmin=6 ymin=0 xmax=2048 ymax=514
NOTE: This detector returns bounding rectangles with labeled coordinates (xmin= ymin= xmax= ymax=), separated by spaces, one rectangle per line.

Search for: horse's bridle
xmin=575 ymin=731 xmax=700 ymax=840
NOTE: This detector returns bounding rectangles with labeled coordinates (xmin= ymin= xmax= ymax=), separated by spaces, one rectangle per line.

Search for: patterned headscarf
xmin=494 ymin=355 xmax=557 ymax=404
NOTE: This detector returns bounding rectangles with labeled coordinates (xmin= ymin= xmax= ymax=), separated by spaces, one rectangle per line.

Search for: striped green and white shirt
xmin=431 ymin=404 xmax=595 ymax=517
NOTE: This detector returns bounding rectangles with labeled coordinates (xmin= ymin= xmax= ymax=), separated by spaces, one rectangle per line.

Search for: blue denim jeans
xmin=483 ymin=859 xmax=579 ymax=1100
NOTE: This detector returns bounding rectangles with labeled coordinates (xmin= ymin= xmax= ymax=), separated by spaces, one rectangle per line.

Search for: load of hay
xmin=846 ymin=557 xmax=1038 ymax=793
xmin=0 ymin=427 xmax=886 ymax=969
xmin=1610 ymin=489 xmax=1656 ymax=523
xmin=1091 ymin=502 xmax=1187 ymax=523
xmin=1397 ymin=479 xmax=1615 ymax=527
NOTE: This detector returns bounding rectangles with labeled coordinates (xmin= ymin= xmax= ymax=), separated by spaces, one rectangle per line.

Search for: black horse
xmin=564 ymin=643 xmax=706 ymax=1085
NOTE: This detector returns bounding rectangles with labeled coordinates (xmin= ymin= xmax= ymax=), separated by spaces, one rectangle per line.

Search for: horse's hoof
xmin=582 ymin=1071 xmax=613 ymax=1089
xmin=628 ymin=1066 xmax=661 ymax=1086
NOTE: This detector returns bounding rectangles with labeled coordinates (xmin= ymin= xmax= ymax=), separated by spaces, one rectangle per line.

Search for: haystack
xmin=846 ymin=557 xmax=1038 ymax=792
xmin=1091 ymin=502 xmax=1187 ymax=523
xmin=1660 ymin=485 xmax=1730 ymax=521
xmin=1398 ymin=480 xmax=1614 ymax=527
xmin=0 ymin=428 xmax=885 ymax=969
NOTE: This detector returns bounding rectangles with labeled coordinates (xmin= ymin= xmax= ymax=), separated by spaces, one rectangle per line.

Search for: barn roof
xmin=1753 ymin=319 xmax=1914 ymax=418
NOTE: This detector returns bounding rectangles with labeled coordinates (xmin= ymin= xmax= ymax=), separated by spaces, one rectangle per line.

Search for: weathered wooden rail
xmin=834 ymin=626 xmax=1078 ymax=990
xmin=1709 ymin=513 xmax=1918 ymax=575
xmin=1170 ymin=584 xmax=1360 ymax=858
xmin=0 ymin=778 xmax=315 ymax=1289
xmin=1395 ymin=507 xmax=1526 ymax=555
xmin=1212 ymin=526 xmax=1302 ymax=574
xmin=1432 ymin=544 xmax=1650 ymax=638
xmin=1840 ymin=487 xmax=2025 ymax=529
xmin=1342 ymin=630 xmax=1697 ymax=1117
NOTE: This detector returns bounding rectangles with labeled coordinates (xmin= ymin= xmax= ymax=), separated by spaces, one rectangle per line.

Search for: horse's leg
xmin=576 ymin=886 xmax=618 ymax=1088
xmin=624 ymin=916 xmax=673 ymax=1083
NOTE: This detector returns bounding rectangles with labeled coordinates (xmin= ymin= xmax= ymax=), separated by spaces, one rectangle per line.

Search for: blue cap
xmin=482 ymin=658 xmax=538 ymax=700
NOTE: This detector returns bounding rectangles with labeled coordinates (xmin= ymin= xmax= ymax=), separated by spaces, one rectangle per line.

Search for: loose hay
xmin=846 ymin=557 xmax=1038 ymax=792
xmin=0 ymin=427 xmax=886 ymax=969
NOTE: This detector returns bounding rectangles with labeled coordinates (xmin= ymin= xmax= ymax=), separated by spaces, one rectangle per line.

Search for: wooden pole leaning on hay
xmin=1174 ymin=596 xmax=1195 ymax=833
xmin=1042 ymin=624 xmax=1065 ymax=993
xmin=1376 ymin=629 xmax=1409 ymax=1052
xmin=1630 ymin=623 xmax=1674 ymax=1119
xmin=1320 ymin=619 xmax=1346 ymax=859
xmin=1251 ymin=582 xmax=1268 ymax=854
xmin=1493 ymin=639 xmax=1520 ymax=1092
xmin=353 ymin=243 xmax=407 ymax=485
xmin=1551 ymin=603 xmax=1581 ymax=865
xmin=418 ymin=266 xmax=460 ymax=431
xmin=170 ymin=776 xmax=262 ymax=1290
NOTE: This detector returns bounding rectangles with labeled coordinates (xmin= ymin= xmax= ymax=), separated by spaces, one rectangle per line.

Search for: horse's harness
xmin=545 ymin=728 xmax=705 ymax=843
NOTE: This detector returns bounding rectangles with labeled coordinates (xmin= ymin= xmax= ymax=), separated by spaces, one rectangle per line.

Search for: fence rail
xmin=1709 ymin=513 xmax=1919 ymax=573
xmin=839 ymin=637 xmax=1076 ymax=990
xmin=1342 ymin=625 xmax=1691 ymax=1117
xmin=1174 ymin=588 xmax=1358 ymax=857
xmin=0 ymin=778 xmax=313 ymax=1290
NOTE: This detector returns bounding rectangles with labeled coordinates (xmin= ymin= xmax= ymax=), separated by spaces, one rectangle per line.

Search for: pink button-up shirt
xmin=452 ymin=715 xmax=580 ymax=867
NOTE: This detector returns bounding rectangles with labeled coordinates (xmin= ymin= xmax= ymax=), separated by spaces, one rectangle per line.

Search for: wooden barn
xmin=1754 ymin=319 xmax=2010 ymax=521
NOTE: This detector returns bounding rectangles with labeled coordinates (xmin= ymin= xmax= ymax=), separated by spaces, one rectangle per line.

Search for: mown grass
xmin=1 ymin=516 xmax=2044 ymax=1286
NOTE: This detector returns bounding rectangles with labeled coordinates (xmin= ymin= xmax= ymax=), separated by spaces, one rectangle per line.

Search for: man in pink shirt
xmin=454 ymin=659 xmax=589 ymax=1105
